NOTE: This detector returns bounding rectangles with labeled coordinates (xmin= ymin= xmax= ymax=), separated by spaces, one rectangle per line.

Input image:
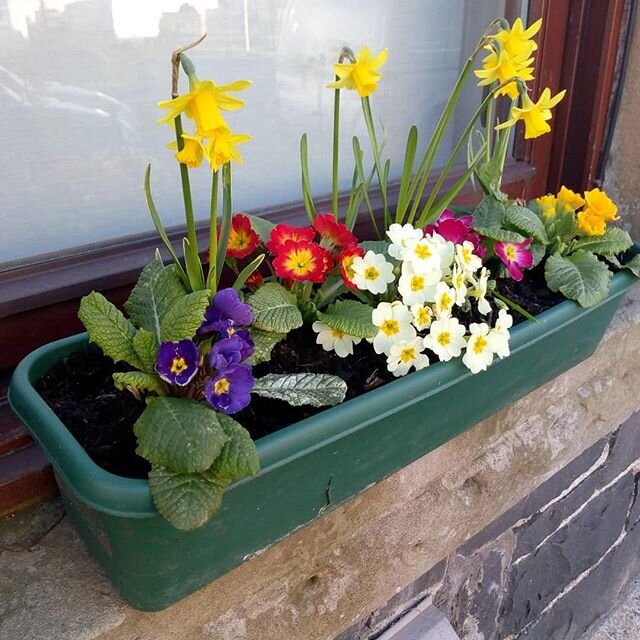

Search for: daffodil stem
xmin=216 ymin=163 xmax=233 ymax=286
xmin=332 ymin=85 xmax=341 ymax=220
xmin=485 ymin=97 xmax=493 ymax=160
xmin=174 ymin=114 xmax=204 ymax=290
xmin=361 ymin=97 xmax=390 ymax=228
xmin=207 ymin=169 xmax=219 ymax=291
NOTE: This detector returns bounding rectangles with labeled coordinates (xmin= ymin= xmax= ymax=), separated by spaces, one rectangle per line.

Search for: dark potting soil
xmin=36 ymin=266 xmax=565 ymax=479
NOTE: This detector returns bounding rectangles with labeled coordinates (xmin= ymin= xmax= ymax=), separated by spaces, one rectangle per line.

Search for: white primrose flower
xmin=387 ymin=223 xmax=424 ymax=260
xmin=462 ymin=322 xmax=495 ymax=373
xmin=401 ymin=236 xmax=442 ymax=275
xmin=387 ymin=337 xmax=430 ymax=377
xmin=410 ymin=303 xmax=434 ymax=331
xmin=398 ymin=260 xmax=439 ymax=306
xmin=487 ymin=309 xmax=513 ymax=358
xmin=451 ymin=263 xmax=469 ymax=306
xmin=455 ymin=240 xmax=483 ymax=273
xmin=312 ymin=321 xmax=362 ymax=358
xmin=351 ymin=251 xmax=396 ymax=295
xmin=433 ymin=281 xmax=456 ymax=318
xmin=371 ymin=301 xmax=416 ymax=355
xmin=470 ymin=267 xmax=492 ymax=315
xmin=423 ymin=317 xmax=467 ymax=362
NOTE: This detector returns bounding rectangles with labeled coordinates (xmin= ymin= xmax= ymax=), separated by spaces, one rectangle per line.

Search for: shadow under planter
xmin=8 ymin=268 xmax=638 ymax=611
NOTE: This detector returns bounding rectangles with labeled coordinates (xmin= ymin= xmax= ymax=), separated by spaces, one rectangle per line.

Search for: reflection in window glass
xmin=1 ymin=0 xmax=513 ymax=265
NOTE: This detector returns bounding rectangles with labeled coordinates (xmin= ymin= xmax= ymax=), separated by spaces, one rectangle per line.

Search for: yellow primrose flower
xmin=557 ymin=186 xmax=585 ymax=212
xmin=493 ymin=18 xmax=542 ymax=60
xmin=536 ymin=194 xmax=558 ymax=217
xmin=205 ymin=128 xmax=252 ymax=171
xmin=583 ymin=188 xmax=618 ymax=221
xmin=158 ymin=79 xmax=251 ymax=137
xmin=167 ymin=133 xmax=204 ymax=169
xmin=328 ymin=46 xmax=388 ymax=97
xmin=475 ymin=47 xmax=534 ymax=98
xmin=577 ymin=209 xmax=607 ymax=236
xmin=496 ymin=87 xmax=566 ymax=139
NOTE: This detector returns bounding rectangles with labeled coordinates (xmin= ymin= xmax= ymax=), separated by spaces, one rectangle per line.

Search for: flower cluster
xmin=312 ymin=221 xmax=513 ymax=377
xmin=156 ymin=288 xmax=255 ymax=414
xmin=536 ymin=187 xmax=619 ymax=237
xmin=267 ymin=214 xmax=357 ymax=283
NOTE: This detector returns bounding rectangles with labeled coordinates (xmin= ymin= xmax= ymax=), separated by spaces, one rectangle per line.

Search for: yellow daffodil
xmin=205 ymin=128 xmax=252 ymax=171
xmin=493 ymin=18 xmax=542 ymax=59
xmin=167 ymin=133 xmax=204 ymax=169
xmin=536 ymin=194 xmax=558 ymax=217
xmin=158 ymin=79 xmax=251 ymax=137
xmin=583 ymin=188 xmax=618 ymax=221
xmin=475 ymin=47 xmax=534 ymax=98
xmin=496 ymin=87 xmax=566 ymax=139
xmin=328 ymin=46 xmax=388 ymax=97
xmin=557 ymin=186 xmax=585 ymax=212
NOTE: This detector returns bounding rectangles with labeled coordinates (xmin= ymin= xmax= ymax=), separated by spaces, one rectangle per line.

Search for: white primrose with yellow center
xmin=462 ymin=323 xmax=495 ymax=373
xmin=371 ymin=301 xmax=416 ymax=355
xmin=423 ymin=316 xmax=467 ymax=362
xmin=387 ymin=223 xmax=424 ymax=260
xmin=312 ymin=321 xmax=362 ymax=358
xmin=455 ymin=240 xmax=483 ymax=273
xmin=351 ymin=251 xmax=396 ymax=295
xmin=410 ymin=303 xmax=434 ymax=331
xmin=398 ymin=260 xmax=440 ymax=306
xmin=402 ymin=233 xmax=454 ymax=277
xmin=451 ymin=263 xmax=469 ymax=306
xmin=386 ymin=337 xmax=430 ymax=377
xmin=470 ymin=267 xmax=492 ymax=315
xmin=488 ymin=309 xmax=513 ymax=358
xmin=433 ymin=281 xmax=457 ymax=318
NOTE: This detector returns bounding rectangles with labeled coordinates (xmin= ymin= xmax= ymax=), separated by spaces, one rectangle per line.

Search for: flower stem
xmin=216 ymin=163 xmax=233 ymax=286
xmin=207 ymin=169 xmax=219 ymax=291
xmin=332 ymin=85 xmax=341 ymax=220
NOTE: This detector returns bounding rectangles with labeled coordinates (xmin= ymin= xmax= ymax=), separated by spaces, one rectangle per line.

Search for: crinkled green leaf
xmin=620 ymin=254 xmax=640 ymax=277
xmin=545 ymin=251 xmax=612 ymax=307
xmin=132 ymin=329 xmax=159 ymax=374
xmin=530 ymin=241 xmax=547 ymax=268
xmin=124 ymin=258 xmax=188 ymax=338
xmin=134 ymin=397 xmax=227 ymax=473
xmin=317 ymin=299 xmax=377 ymax=339
xmin=475 ymin=226 xmax=526 ymax=243
xmin=159 ymin=289 xmax=211 ymax=342
xmin=210 ymin=414 xmax=260 ymax=482
xmin=553 ymin=209 xmax=579 ymax=239
xmin=246 ymin=214 xmax=275 ymax=243
xmin=248 ymin=282 xmax=303 ymax=333
xmin=148 ymin=466 xmax=228 ymax=531
xmin=113 ymin=372 xmax=164 ymax=395
xmin=572 ymin=227 xmax=634 ymax=256
xmin=245 ymin=328 xmax=285 ymax=365
xmin=505 ymin=205 xmax=548 ymax=244
xmin=473 ymin=195 xmax=506 ymax=230
xmin=78 ymin=292 xmax=141 ymax=368
xmin=253 ymin=373 xmax=347 ymax=407
xmin=360 ymin=240 xmax=392 ymax=257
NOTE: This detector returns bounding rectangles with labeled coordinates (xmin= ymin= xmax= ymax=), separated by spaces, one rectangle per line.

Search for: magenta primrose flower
xmin=495 ymin=238 xmax=534 ymax=281
xmin=425 ymin=209 xmax=487 ymax=258
xmin=155 ymin=339 xmax=199 ymax=386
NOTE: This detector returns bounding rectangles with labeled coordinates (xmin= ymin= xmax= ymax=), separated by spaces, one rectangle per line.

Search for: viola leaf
xmin=125 ymin=258 xmax=188 ymax=339
xmin=247 ymin=282 xmax=303 ymax=333
xmin=504 ymin=205 xmax=548 ymax=244
xmin=545 ymin=250 xmax=612 ymax=307
xmin=210 ymin=414 xmax=260 ymax=482
xmin=132 ymin=328 xmax=159 ymax=374
xmin=78 ymin=292 xmax=141 ymax=368
xmin=135 ymin=397 xmax=228 ymax=473
xmin=253 ymin=373 xmax=347 ymax=407
xmin=148 ymin=466 xmax=229 ymax=531
xmin=113 ymin=371 xmax=164 ymax=395
xmin=317 ymin=299 xmax=377 ymax=338
xmin=159 ymin=289 xmax=211 ymax=342
xmin=245 ymin=328 xmax=285 ymax=365
xmin=572 ymin=227 xmax=634 ymax=256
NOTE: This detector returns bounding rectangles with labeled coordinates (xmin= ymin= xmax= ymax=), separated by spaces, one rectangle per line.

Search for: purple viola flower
xmin=199 ymin=288 xmax=253 ymax=335
xmin=155 ymin=339 xmax=199 ymax=386
xmin=233 ymin=329 xmax=255 ymax=361
xmin=209 ymin=336 xmax=243 ymax=370
xmin=205 ymin=364 xmax=254 ymax=414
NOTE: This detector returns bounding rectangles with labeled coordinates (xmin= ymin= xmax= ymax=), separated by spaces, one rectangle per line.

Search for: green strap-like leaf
xmin=504 ymin=205 xmax=549 ymax=244
xmin=148 ymin=466 xmax=228 ymax=531
xmin=125 ymin=259 xmax=188 ymax=339
xmin=78 ymin=292 xmax=141 ymax=368
xmin=210 ymin=414 xmax=260 ymax=482
xmin=245 ymin=328 xmax=285 ymax=365
xmin=253 ymin=373 xmax=347 ymax=407
xmin=316 ymin=299 xmax=376 ymax=338
xmin=248 ymin=282 xmax=303 ymax=333
xmin=159 ymin=289 xmax=211 ymax=342
xmin=113 ymin=372 xmax=164 ymax=395
xmin=134 ymin=397 xmax=228 ymax=473
xmin=572 ymin=227 xmax=634 ymax=256
xmin=545 ymin=250 xmax=613 ymax=307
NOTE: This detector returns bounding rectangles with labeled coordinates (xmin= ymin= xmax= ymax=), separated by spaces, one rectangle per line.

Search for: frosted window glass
xmin=1 ymin=0 xmax=512 ymax=266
